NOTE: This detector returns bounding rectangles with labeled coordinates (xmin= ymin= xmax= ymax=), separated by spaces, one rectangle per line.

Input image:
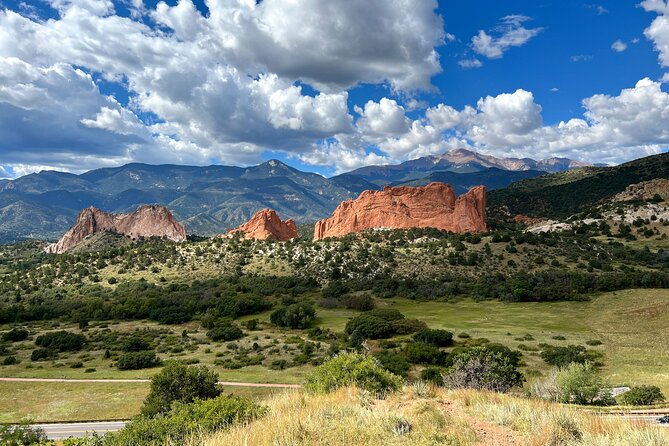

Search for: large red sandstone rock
xmin=226 ymin=209 xmax=298 ymax=241
xmin=313 ymin=183 xmax=487 ymax=240
xmin=46 ymin=205 xmax=187 ymax=253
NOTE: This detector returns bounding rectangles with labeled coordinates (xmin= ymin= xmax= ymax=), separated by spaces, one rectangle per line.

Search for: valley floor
xmin=1 ymin=289 xmax=668 ymax=423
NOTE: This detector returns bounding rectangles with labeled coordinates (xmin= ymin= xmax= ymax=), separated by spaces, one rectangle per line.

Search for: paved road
xmin=30 ymin=421 xmax=127 ymax=440
xmin=0 ymin=376 xmax=301 ymax=388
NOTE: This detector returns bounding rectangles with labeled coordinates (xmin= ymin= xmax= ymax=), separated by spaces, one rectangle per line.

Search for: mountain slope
xmin=488 ymin=152 xmax=669 ymax=219
xmin=336 ymin=148 xmax=590 ymax=186
xmin=394 ymin=167 xmax=545 ymax=194
xmin=0 ymin=160 xmax=360 ymax=241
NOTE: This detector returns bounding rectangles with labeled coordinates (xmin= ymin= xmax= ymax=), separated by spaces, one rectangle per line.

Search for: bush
xmin=344 ymin=294 xmax=375 ymax=311
xmin=345 ymin=314 xmax=393 ymax=340
xmin=304 ymin=352 xmax=403 ymax=395
xmin=413 ymin=329 xmax=453 ymax=347
xmin=404 ymin=342 xmax=444 ymax=365
xmin=556 ymin=362 xmax=612 ymax=405
xmin=390 ymin=318 xmax=427 ymax=335
xmin=374 ymin=350 xmax=410 ymax=377
xmin=420 ymin=367 xmax=445 ymax=386
xmin=618 ymin=385 xmax=665 ymax=406
xmin=444 ymin=346 xmax=525 ymax=393
xmin=2 ymin=328 xmax=29 ymax=342
xmin=270 ymin=302 xmax=316 ymax=329
xmin=35 ymin=331 xmax=85 ymax=352
xmin=117 ymin=351 xmax=161 ymax=371
xmin=541 ymin=345 xmax=593 ymax=368
xmin=2 ymin=356 xmax=17 ymax=365
xmin=121 ymin=335 xmax=151 ymax=352
xmin=0 ymin=423 xmax=48 ymax=445
xmin=206 ymin=322 xmax=244 ymax=342
xmin=31 ymin=348 xmax=56 ymax=361
xmin=113 ymin=394 xmax=266 ymax=444
xmin=142 ymin=361 xmax=222 ymax=417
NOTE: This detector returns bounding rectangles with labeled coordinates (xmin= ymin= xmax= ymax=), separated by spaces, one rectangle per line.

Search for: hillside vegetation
xmin=489 ymin=152 xmax=669 ymax=219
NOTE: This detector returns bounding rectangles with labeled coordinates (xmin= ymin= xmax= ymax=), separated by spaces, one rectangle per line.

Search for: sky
xmin=1 ymin=0 xmax=669 ymax=179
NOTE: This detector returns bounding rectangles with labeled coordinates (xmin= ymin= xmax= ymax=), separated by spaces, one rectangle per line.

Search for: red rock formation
xmin=226 ymin=209 xmax=298 ymax=241
xmin=313 ymin=183 xmax=487 ymax=240
xmin=46 ymin=205 xmax=187 ymax=253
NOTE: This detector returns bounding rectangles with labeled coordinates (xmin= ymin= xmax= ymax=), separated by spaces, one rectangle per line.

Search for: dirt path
xmin=439 ymin=401 xmax=523 ymax=446
xmin=0 ymin=377 xmax=301 ymax=388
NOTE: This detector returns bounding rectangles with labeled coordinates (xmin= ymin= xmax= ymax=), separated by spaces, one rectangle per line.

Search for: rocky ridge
xmin=45 ymin=205 xmax=186 ymax=254
xmin=225 ymin=209 xmax=298 ymax=241
xmin=314 ymin=182 xmax=487 ymax=240
xmin=612 ymin=178 xmax=669 ymax=202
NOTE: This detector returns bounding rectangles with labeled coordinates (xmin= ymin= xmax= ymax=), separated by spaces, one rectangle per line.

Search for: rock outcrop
xmin=46 ymin=205 xmax=186 ymax=253
xmin=225 ymin=209 xmax=298 ymax=241
xmin=612 ymin=179 xmax=669 ymax=202
xmin=314 ymin=183 xmax=487 ymax=240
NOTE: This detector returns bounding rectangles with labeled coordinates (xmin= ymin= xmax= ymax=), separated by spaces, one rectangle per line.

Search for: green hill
xmin=488 ymin=152 xmax=669 ymax=219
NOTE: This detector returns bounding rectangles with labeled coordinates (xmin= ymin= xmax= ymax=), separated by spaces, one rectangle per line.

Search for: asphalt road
xmin=30 ymin=421 xmax=127 ymax=440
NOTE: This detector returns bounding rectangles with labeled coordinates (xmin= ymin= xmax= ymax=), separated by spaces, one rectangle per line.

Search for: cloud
xmin=0 ymin=56 xmax=151 ymax=172
xmin=458 ymin=58 xmax=483 ymax=68
xmin=354 ymin=98 xmax=410 ymax=138
xmin=471 ymin=15 xmax=543 ymax=59
xmin=585 ymin=4 xmax=608 ymax=15
xmin=0 ymin=0 xmax=446 ymax=174
xmin=642 ymin=0 xmax=669 ymax=66
xmin=0 ymin=166 xmax=11 ymax=179
xmin=571 ymin=55 xmax=593 ymax=62
xmin=326 ymin=78 xmax=669 ymax=170
xmin=611 ymin=39 xmax=628 ymax=52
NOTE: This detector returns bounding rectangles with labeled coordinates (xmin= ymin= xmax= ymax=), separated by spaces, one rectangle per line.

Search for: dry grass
xmin=202 ymin=386 xmax=477 ymax=446
xmin=450 ymin=389 xmax=669 ymax=445
xmin=200 ymin=386 xmax=669 ymax=446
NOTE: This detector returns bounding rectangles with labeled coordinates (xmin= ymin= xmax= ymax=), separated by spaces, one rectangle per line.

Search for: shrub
xmin=420 ymin=367 xmax=445 ymax=386
xmin=117 ymin=351 xmax=161 ymax=371
xmin=344 ymin=294 xmax=375 ymax=311
xmin=374 ymin=350 xmax=411 ymax=377
xmin=404 ymin=342 xmax=444 ymax=365
xmin=391 ymin=318 xmax=427 ymax=335
xmin=142 ymin=361 xmax=222 ymax=417
xmin=556 ymin=361 xmax=612 ymax=405
xmin=345 ymin=314 xmax=393 ymax=339
xmin=35 ymin=331 xmax=85 ymax=352
xmin=304 ymin=352 xmax=403 ymax=395
xmin=367 ymin=308 xmax=405 ymax=321
xmin=541 ymin=345 xmax=592 ymax=368
xmin=114 ymin=394 xmax=266 ymax=444
xmin=2 ymin=328 xmax=29 ymax=342
xmin=0 ymin=423 xmax=48 ymax=445
xmin=122 ymin=335 xmax=151 ymax=352
xmin=270 ymin=302 xmax=316 ymax=329
xmin=2 ymin=356 xmax=18 ymax=365
xmin=206 ymin=322 xmax=244 ymax=342
xmin=31 ymin=348 xmax=56 ymax=361
xmin=413 ymin=329 xmax=453 ymax=347
xmin=618 ymin=385 xmax=665 ymax=406
xmin=444 ymin=346 xmax=525 ymax=393
xmin=585 ymin=339 xmax=602 ymax=346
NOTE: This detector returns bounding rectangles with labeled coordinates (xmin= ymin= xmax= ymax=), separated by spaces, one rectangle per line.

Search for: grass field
xmin=0 ymin=381 xmax=291 ymax=423
xmin=1 ymin=289 xmax=668 ymax=422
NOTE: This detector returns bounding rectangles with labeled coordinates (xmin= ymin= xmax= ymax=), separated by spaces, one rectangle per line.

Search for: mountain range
xmin=0 ymin=149 xmax=594 ymax=241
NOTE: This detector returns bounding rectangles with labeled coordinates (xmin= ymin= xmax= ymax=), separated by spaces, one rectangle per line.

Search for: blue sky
xmin=0 ymin=0 xmax=668 ymax=178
